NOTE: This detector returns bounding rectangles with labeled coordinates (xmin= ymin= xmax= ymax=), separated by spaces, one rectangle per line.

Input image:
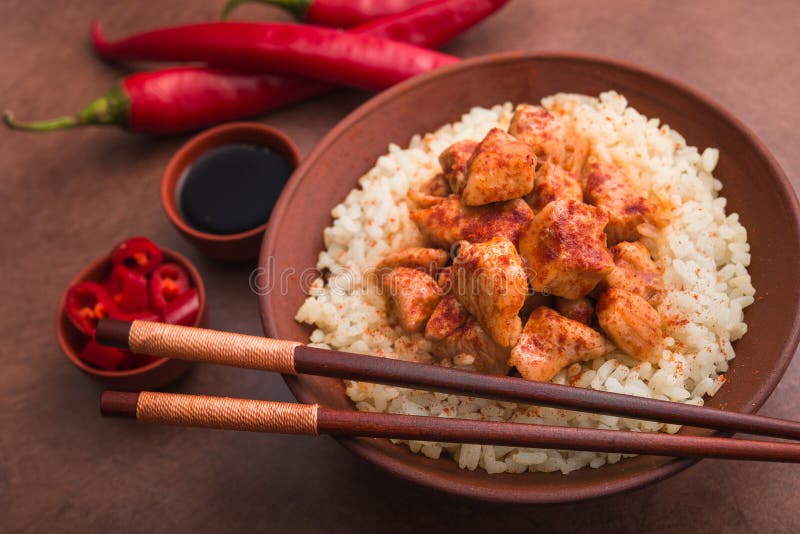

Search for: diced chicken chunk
xmin=509 ymin=307 xmax=614 ymax=382
xmin=518 ymin=199 xmax=614 ymax=299
xmin=524 ymin=162 xmax=583 ymax=212
xmin=461 ymin=128 xmax=536 ymax=206
xmin=430 ymin=317 xmax=510 ymax=376
xmin=509 ymin=104 xmax=588 ymax=174
xmin=451 ymin=237 xmax=528 ymax=348
xmin=407 ymin=174 xmax=450 ymax=208
xmin=411 ymin=195 xmax=534 ymax=249
xmin=604 ymin=241 xmax=664 ymax=306
xmin=596 ymin=288 xmax=663 ymax=363
xmin=425 ymin=294 xmax=470 ymax=341
xmin=583 ymin=158 xmax=655 ymax=244
xmin=436 ymin=267 xmax=453 ymax=292
xmin=555 ymin=297 xmax=594 ymax=325
xmin=439 ymin=140 xmax=477 ymax=195
xmin=377 ymin=247 xmax=450 ymax=278
xmin=383 ymin=267 xmax=442 ymax=333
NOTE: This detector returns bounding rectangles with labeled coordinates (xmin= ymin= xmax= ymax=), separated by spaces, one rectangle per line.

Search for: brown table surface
xmin=2 ymin=0 xmax=799 ymax=531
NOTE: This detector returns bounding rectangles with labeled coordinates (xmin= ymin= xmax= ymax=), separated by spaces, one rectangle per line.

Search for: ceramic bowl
xmin=57 ymin=246 xmax=206 ymax=390
xmin=161 ymin=122 xmax=301 ymax=262
xmin=259 ymin=52 xmax=800 ymax=503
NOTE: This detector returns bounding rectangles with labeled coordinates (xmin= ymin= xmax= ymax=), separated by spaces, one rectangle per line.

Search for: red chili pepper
xmin=110 ymin=237 xmax=163 ymax=275
xmin=149 ymin=263 xmax=191 ymax=313
xmin=3 ymin=0 xmax=506 ymax=133
xmin=163 ymin=288 xmax=200 ymax=326
xmin=90 ymin=22 xmax=458 ymax=92
xmin=3 ymin=68 xmax=328 ymax=134
xmin=106 ymin=265 xmax=149 ymax=313
xmin=79 ymin=339 xmax=127 ymax=370
xmin=223 ymin=0 xmax=430 ymax=27
xmin=65 ymin=282 xmax=115 ymax=335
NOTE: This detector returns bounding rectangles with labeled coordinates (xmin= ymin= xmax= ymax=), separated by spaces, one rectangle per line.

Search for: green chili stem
xmin=3 ymin=85 xmax=130 ymax=132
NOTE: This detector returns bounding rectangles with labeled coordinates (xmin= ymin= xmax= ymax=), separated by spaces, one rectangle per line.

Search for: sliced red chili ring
xmin=79 ymin=339 xmax=127 ymax=370
xmin=106 ymin=264 xmax=150 ymax=313
xmin=149 ymin=262 xmax=191 ymax=313
xmin=163 ymin=288 xmax=200 ymax=326
xmin=65 ymin=282 xmax=115 ymax=335
xmin=110 ymin=236 xmax=163 ymax=275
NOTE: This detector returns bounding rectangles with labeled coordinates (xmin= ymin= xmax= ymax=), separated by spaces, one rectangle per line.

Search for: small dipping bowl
xmin=57 ymin=247 xmax=206 ymax=390
xmin=161 ymin=122 xmax=301 ymax=261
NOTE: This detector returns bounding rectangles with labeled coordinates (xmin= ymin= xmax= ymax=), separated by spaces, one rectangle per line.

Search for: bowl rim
xmin=57 ymin=246 xmax=207 ymax=377
xmin=260 ymin=50 xmax=800 ymax=503
xmin=160 ymin=121 xmax=302 ymax=244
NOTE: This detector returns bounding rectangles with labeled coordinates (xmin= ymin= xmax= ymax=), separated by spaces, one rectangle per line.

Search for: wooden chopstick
xmin=100 ymin=390 xmax=800 ymax=463
xmin=96 ymin=319 xmax=800 ymax=441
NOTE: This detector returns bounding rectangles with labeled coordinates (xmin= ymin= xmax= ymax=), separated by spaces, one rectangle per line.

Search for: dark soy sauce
xmin=176 ymin=144 xmax=293 ymax=235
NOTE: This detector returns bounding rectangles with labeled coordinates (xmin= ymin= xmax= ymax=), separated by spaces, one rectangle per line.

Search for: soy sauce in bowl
xmin=176 ymin=143 xmax=293 ymax=235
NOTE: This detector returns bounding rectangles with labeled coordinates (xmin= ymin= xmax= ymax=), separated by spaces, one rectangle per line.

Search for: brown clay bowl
xmin=57 ymin=246 xmax=206 ymax=391
xmin=162 ymin=122 xmax=301 ymax=262
xmin=259 ymin=52 xmax=800 ymax=503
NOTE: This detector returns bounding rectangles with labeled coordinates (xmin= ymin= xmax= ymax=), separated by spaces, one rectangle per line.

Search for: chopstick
xmin=100 ymin=390 xmax=800 ymax=462
xmin=97 ymin=319 xmax=800 ymax=441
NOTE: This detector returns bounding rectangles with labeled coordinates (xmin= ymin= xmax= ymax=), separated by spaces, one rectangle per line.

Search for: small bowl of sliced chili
xmin=57 ymin=236 xmax=206 ymax=390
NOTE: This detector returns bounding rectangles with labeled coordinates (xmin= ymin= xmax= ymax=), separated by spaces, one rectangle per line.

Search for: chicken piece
xmin=436 ymin=267 xmax=453 ymax=292
xmin=597 ymin=288 xmax=663 ymax=363
xmin=555 ymin=297 xmax=594 ymax=325
xmin=383 ymin=267 xmax=443 ymax=333
xmin=604 ymin=241 xmax=664 ymax=306
xmin=430 ymin=317 xmax=510 ymax=375
xmin=509 ymin=104 xmax=588 ymax=174
xmin=518 ymin=199 xmax=614 ymax=299
xmin=377 ymin=247 xmax=450 ymax=278
xmin=411 ymin=195 xmax=534 ymax=249
xmin=439 ymin=140 xmax=478 ymax=195
xmin=425 ymin=294 xmax=470 ymax=341
xmin=509 ymin=307 xmax=614 ymax=382
xmin=451 ymin=237 xmax=527 ymax=348
xmin=461 ymin=128 xmax=536 ymax=206
xmin=583 ymin=158 xmax=655 ymax=244
xmin=407 ymin=174 xmax=450 ymax=208
xmin=524 ymin=162 xmax=583 ymax=212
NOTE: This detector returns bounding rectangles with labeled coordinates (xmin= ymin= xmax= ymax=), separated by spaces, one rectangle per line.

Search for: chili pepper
xmin=90 ymin=22 xmax=458 ymax=92
xmin=106 ymin=265 xmax=149 ymax=313
xmin=163 ymin=288 xmax=200 ymax=326
xmin=65 ymin=282 xmax=115 ymax=335
xmin=149 ymin=263 xmax=191 ymax=313
xmin=222 ymin=0 xmax=430 ymax=26
xmin=3 ymin=0 xmax=506 ymax=133
xmin=110 ymin=237 xmax=163 ymax=275
xmin=79 ymin=339 xmax=127 ymax=370
xmin=2 ymin=68 xmax=327 ymax=134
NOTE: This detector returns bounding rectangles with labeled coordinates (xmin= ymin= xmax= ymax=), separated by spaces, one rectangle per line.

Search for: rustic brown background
xmin=2 ymin=0 xmax=798 ymax=531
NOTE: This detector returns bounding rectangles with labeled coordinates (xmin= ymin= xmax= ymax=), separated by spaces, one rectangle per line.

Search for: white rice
xmin=295 ymin=91 xmax=754 ymax=474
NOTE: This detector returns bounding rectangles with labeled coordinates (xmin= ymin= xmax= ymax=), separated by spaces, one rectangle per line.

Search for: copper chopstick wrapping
xmin=100 ymin=391 xmax=800 ymax=462
xmin=96 ymin=319 xmax=800 ymax=441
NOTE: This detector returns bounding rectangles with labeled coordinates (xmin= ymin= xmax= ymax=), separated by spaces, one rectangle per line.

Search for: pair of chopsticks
xmin=97 ymin=319 xmax=800 ymax=462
